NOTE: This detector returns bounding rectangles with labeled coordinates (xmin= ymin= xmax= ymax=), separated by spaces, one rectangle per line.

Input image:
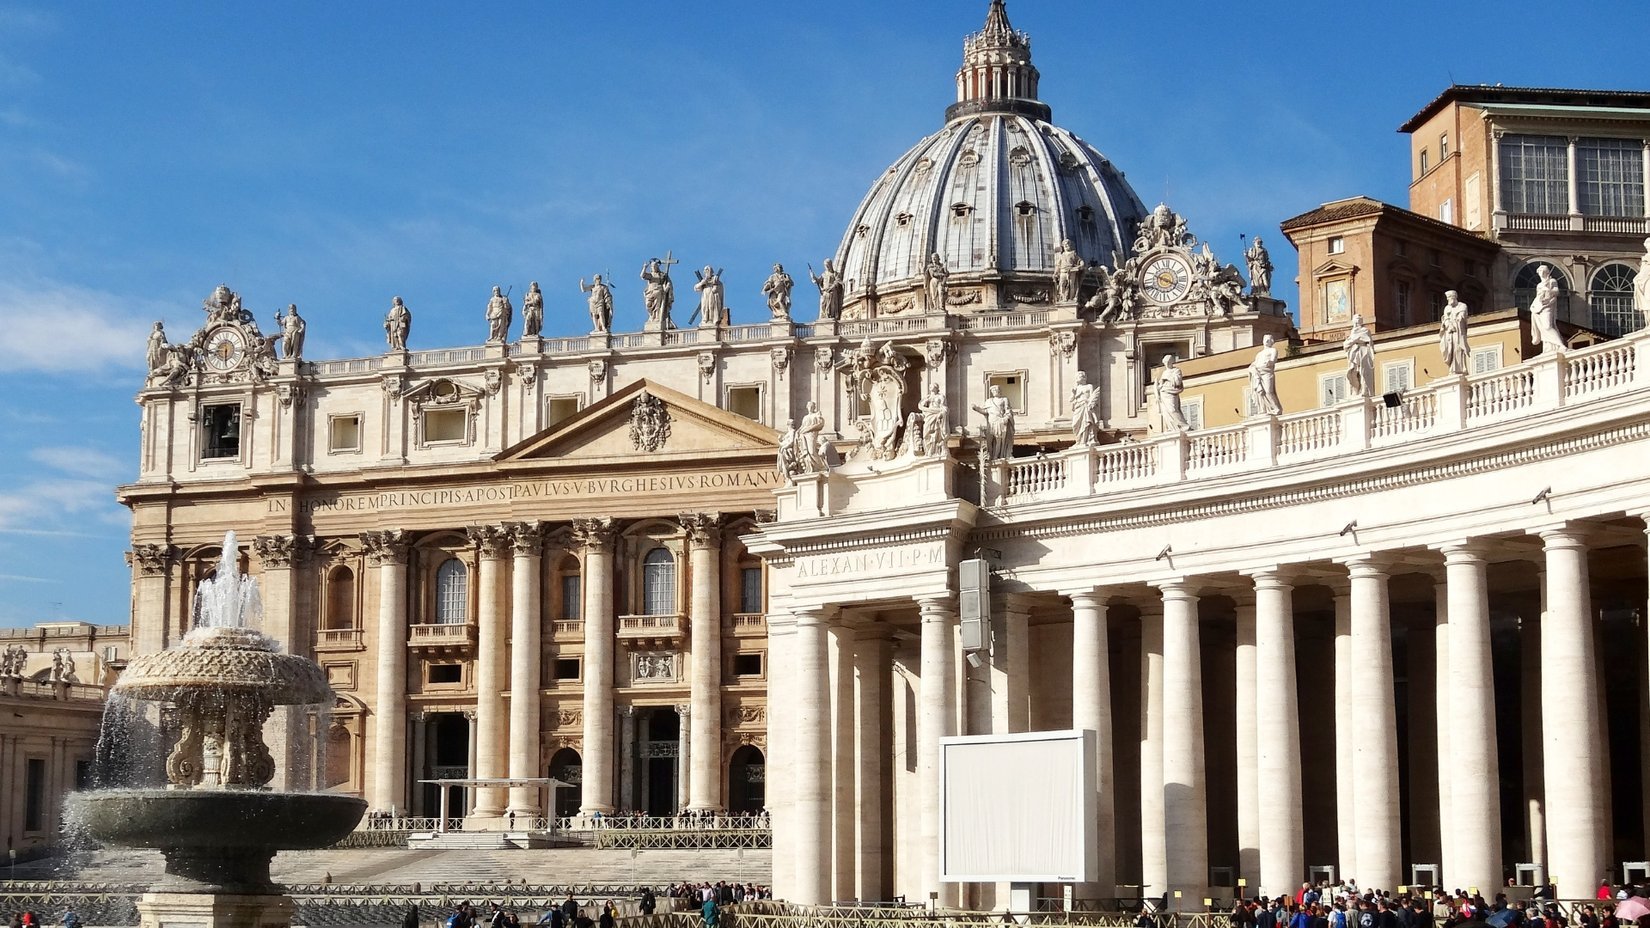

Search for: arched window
xmin=435 ymin=558 xmax=468 ymax=624
xmin=1513 ymin=261 xmax=1569 ymax=312
xmin=325 ymin=566 xmax=355 ymax=630
xmin=641 ymin=548 xmax=676 ymax=615
xmin=1589 ymin=263 xmax=1639 ymax=337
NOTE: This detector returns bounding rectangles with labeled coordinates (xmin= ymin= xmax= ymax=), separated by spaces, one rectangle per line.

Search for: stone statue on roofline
xmin=1633 ymin=236 xmax=1650 ymax=326
xmin=1249 ymin=335 xmax=1283 ymax=416
xmin=970 ymin=385 xmax=1016 ymax=460
xmin=1070 ymin=370 xmax=1099 ymax=445
xmin=1053 ymin=238 xmax=1086 ymax=303
xmin=385 ymin=296 xmax=411 ymax=350
xmin=1157 ymin=355 xmax=1188 ymax=431
xmin=762 ymin=264 xmax=794 ymax=322
xmin=640 ymin=254 xmax=678 ymax=330
xmin=1440 ymin=291 xmax=1470 ymax=376
xmin=580 ymin=275 xmax=614 ymax=334
xmin=1245 ymin=236 xmax=1273 ymax=296
xmin=692 ymin=266 xmax=726 ymax=327
xmin=485 ymin=286 xmax=513 ymax=343
xmin=1343 ymin=314 xmax=1376 ymax=398
xmin=809 ymin=259 xmax=843 ymax=322
xmin=924 ymin=252 xmax=950 ymax=314
xmin=278 ymin=304 xmax=306 ymax=360
xmin=522 ymin=281 xmax=544 ymax=337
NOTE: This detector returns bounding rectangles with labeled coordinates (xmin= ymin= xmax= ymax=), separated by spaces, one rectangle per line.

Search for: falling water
xmin=192 ymin=530 xmax=263 ymax=630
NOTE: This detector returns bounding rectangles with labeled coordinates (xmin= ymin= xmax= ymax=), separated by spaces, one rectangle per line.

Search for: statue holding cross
xmin=640 ymin=251 xmax=679 ymax=331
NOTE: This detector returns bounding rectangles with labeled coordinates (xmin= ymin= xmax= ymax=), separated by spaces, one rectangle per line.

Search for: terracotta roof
xmin=1399 ymin=85 xmax=1650 ymax=133
xmin=1279 ymin=196 xmax=1495 ymax=246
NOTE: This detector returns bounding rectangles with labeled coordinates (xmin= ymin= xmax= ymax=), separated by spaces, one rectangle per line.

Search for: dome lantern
xmin=948 ymin=0 xmax=1049 ymax=122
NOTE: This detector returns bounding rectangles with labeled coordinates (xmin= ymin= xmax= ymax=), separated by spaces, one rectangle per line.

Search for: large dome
xmin=832 ymin=1 xmax=1148 ymax=317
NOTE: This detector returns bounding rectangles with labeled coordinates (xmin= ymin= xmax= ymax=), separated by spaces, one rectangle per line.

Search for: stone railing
xmin=993 ymin=332 xmax=1648 ymax=506
xmin=406 ymin=622 xmax=478 ymax=649
xmin=551 ymin=619 xmax=584 ymax=640
xmin=729 ymin=613 xmax=766 ymax=633
xmin=617 ymin=614 xmax=685 ymax=640
xmin=315 ymin=627 xmax=365 ymax=650
xmin=0 ymin=678 xmax=107 ymax=702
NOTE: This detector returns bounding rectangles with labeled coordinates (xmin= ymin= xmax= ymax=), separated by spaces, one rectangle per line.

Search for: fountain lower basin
xmin=71 ymin=789 xmax=365 ymax=892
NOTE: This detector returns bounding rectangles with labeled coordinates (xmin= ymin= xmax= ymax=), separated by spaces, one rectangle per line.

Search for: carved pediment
xmin=402 ymin=377 xmax=487 ymax=414
xmin=1311 ymin=258 xmax=1360 ymax=278
xmin=497 ymin=378 xmax=779 ymax=464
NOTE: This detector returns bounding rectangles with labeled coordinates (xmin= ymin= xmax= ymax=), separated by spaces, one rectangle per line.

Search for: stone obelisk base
xmin=137 ymin=891 xmax=294 ymax=928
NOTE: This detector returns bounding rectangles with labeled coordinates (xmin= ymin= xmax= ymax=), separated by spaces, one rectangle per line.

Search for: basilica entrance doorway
xmin=638 ymin=706 xmax=680 ymax=816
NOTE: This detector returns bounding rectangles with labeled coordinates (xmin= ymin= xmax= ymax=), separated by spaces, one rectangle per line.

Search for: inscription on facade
xmin=793 ymin=542 xmax=946 ymax=580
xmin=270 ymin=470 xmax=783 ymax=515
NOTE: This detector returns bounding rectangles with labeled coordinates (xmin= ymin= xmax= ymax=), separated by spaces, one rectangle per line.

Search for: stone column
xmin=574 ymin=518 xmax=617 ymax=815
xmin=853 ymin=627 xmax=890 ymax=903
xmin=1432 ymin=585 xmax=1454 ymax=882
xmin=469 ymin=524 xmax=510 ymax=820
xmin=767 ymin=612 xmax=797 ymax=895
xmin=675 ymin=704 xmax=692 ymax=812
xmin=995 ymin=594 xmax=1032 ymax=732
xmin=1233 ymin=599 xmax=1260 ymax=886
xmin=1139 ymin=604 xmax=1167 ymax=897
xmin=1069 ymin=590 xmax=1115 ymax=897
xmin=1520 ymin=603 xmax=1547 ymax=879
xmin=506 ymin=521 xmax=545 ymax=819
xmin=1154 ymin=579 xmax=1208 ymax=903
xmin=1342 ymin=555 xmax=1401 ymax=891
xmin=127 ymin=544 xmax=172 ymax=655
xmin=1538 ymin=526 xmax=1605 ymax=897
xmin=830 ymin=621 xmax=856 ymax=901
xmin=410 ymin=713 xmax=428 ymax=814
xmin=1330 ymin=581 xmax=1357 ymax=883
xmin=793 ymin=605 xmax=832 ymax=905
xmin=253 ymin=535 xmax=300 ymax=790
xmin=1248 ymin=568 xmax=1303 ymax=898
xmin=1438 ymin=544 xmax=1498 ymax=889
xmin=682 ymin=513 xmax=724 ymax=812
xmin=619 ymin=707 xmax=636 ymax=812
xmin=364 ymin=530 xmax=409 ymax=813
xmin=919 ymin=596 xmax=958 ymax=908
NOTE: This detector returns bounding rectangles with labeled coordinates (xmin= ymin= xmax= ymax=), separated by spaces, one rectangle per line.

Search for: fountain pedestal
xmin=137 ymin=892 xmax=294 ymax=928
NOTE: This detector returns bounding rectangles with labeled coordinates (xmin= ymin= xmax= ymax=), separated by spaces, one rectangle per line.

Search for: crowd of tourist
xmin=411 ymin=882 xmax=770 ymax=928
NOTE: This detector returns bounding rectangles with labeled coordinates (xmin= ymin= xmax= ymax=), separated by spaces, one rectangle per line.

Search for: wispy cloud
xmin=28 ymin=446 xmax=125 ymax=480
xmin=0 ymin=477 xmax=118 ymax=532
xmin=0 ymin=573 xmax=57 ymax=584
xmin=0 ymin=279 xmax=159 ymax=374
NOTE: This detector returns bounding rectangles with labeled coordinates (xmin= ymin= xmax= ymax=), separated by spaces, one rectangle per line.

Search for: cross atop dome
xmin=947 ymin=1 xmax=1049 ymax=122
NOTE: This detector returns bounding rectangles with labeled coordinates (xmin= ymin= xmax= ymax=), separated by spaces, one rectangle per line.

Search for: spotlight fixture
xmin=1339 ymin=520 xmax=1358 ymax=537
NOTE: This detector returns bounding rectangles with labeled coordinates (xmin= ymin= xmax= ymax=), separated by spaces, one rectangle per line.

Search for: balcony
xmin=314 ymin=627 xmax=365 ymax=652
xmin=617 ymin=613 xmax=684 ymax=647
xmin=407 ymin=621 xmax=478 ymax=655
xmin=728 ymin=613 xmax=766 ymax=637
xmin=551 ymin=619 xmax=583 ymax=642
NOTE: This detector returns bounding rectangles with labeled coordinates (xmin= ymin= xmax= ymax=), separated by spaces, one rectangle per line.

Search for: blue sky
xmin=0 ymin=1 xmax=1644 ymax=628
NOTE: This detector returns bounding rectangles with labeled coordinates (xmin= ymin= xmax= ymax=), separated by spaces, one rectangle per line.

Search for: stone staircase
xmin=12 ymin=847 xmax=771 ymax=888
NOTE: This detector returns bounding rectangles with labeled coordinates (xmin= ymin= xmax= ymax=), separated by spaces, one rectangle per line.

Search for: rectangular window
xmin=560 ymin=574 xmax=581 ymax=620
xmin=201 ymin=403 xmax=241 ymax=460
xmin=1471 ymin=345 xmax=1503 ymax=373
xmin=1328 ymin=236 xmax=1345 ymax=255
xmin=1382 ymin=360 xmax=1414 ymax=395
xmin=1499 ymin=134 xmax=1569 ymax=214
xmin=553 ymin=658 xmax=581 ymax=681
xmin=25 ymin=757 xmax=45 ymax=831
xmin=986 ymin=372 xmax=1027 ymax=415
xmin=1320 ymin=373 xmax=1350 ymax=407
xmin=1439 ymin=133 xmax=1450 ymax=160
xmin=1439 ymin=198 xmax=1453 ymax=224
xmin=1578 ymin=138 xmax=1646 ymax=217
xmin=726 ymin=385 xmax=763 ymax=422
xmin=103 ymin=645 xmax=119 ymax=662
xmin=328 ymin=414 xmax=362 ymax=453
xmin=1395 ymin=280 xmax=1412 ymax=327
xmin=546 ymin=395 xmax=583 ymax=427
xmin=739 ymin=566 xmax=763 ymax=614
xmin=427 ymin=663 xmax=462 ymax=684
xmin=1420 ymin=149 xmax=1429 ymax=175
xmin=733 ymin=653 xmax=764 ymax=677
xmin=75 ymin=760 xmax=92 ymax=791
xmin=424 ymin=408 xmax=466 ymax=444
xmin=1182 ymin=398 xmax=1204 ymax=431
xmin=1141 ymin=342 xmax=1190 ymax=387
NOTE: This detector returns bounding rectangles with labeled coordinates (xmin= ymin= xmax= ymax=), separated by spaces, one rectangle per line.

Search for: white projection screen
xmin=939 ymin=729 xmax=1096 ymax=883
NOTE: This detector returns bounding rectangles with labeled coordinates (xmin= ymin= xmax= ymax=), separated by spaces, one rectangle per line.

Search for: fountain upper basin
xmin=71 ymin=789 xmax=366 ymax=851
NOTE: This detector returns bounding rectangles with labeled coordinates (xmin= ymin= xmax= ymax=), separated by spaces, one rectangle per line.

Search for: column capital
xmin=504 ymin=521 xmax=545 ymax=557
xmin=361 ymin=530 xmax=409 ymax=565
xmin=252 ymin=534 xmax=304 ymax=569
xmin=1241 ymin=565 xmax=1296 ymax=591
xmin=1149 ymin=577 xmax=1200 ymax=602
xmin=679 ymin=512 xmax=723 ymax=548
xmin=1335 ymin=551 xmax=1395 ymax=579
xmin=1065 ymin=588 xmax=1112 ymax=610
xmin=917 ymin=595 xmax=955 ymax=620
xmin=1534 ymin=521 xmax=1596 ymax=551
xmin=1431 ymin=538 xmax=1493 ymax=564
xmin=674 ymin=702 xmax=691 ymax=720
xmin=791 ymin=604 xmax=829 ymax=627
xmin=571 ymin=517 xmax=617 ymax=551
xmin=125 ymin=543 xmax=172 ymax=576
xmin=467 ymin=524 xmax=511 ymax=560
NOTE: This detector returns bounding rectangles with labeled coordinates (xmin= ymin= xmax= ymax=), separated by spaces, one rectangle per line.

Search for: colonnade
xmin=777 ymin=519 xmax=1639 ymax=906
xmin=362 ymin=514 xmax=735 ymax=821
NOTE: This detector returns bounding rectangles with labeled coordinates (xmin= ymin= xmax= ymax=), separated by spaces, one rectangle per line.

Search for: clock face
xmin=204 ymin=327 xmax=247 ymax=372
xmin=1142 ymin=255 xmax=1193 ymax=304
